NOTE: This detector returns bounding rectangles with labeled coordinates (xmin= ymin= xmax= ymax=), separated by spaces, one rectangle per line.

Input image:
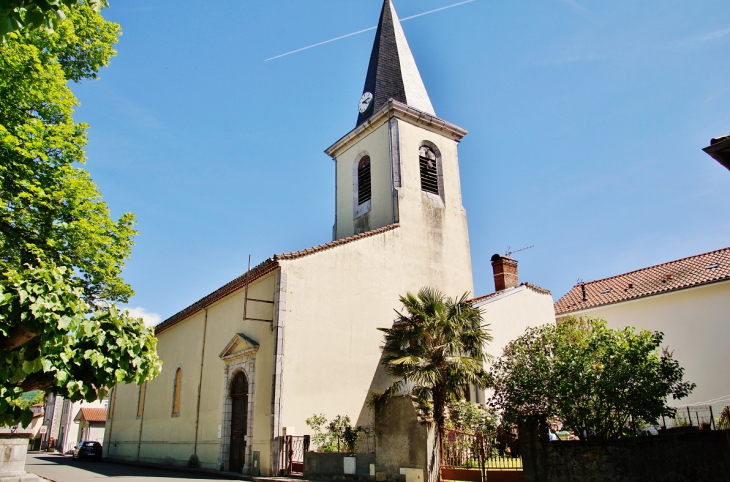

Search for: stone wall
xmin=519 ymin=419 xmax=730 ymax=482
xmin=0 ymin=433 xmax=38 ymax=482
xmin=374 ymin=396 xmax=437 ymax=482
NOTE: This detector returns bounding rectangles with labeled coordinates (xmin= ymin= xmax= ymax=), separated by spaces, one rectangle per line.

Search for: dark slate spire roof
xmin=356 ymin=0 xmax=436 ymax=126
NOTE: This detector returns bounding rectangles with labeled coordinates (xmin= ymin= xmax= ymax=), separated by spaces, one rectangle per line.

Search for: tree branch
xmin=19 ymin=372 xmax=53 ymax=392
xmin=0 ymin=324 xmax=38 ymax=351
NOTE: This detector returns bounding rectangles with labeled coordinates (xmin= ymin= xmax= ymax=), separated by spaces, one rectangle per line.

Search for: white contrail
xmin=264 ymin=0 xmax=477 ymax=62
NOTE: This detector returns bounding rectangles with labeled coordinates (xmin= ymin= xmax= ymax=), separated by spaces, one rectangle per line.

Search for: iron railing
xmin=441 ymin=429 xmax=523 ymax=475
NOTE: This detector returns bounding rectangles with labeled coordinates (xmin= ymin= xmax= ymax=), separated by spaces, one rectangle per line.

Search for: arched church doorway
xmin=229 ymin=371 xmax=248 ymax=473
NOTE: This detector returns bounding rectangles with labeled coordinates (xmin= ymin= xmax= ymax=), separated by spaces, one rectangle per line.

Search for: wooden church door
xmin=229 ymin=371 xmax=248 ymax=472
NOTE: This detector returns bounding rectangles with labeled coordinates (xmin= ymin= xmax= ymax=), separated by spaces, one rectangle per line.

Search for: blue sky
xmin=71 ymin=0 xmax=730 ymax=325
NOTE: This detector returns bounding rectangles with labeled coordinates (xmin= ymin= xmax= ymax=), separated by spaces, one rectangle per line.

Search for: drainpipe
xmin=333 ymin=157 xmax=338 ymax=240
xmin=270 ymin=270 xmax=286 ymax=475
xmin=106 ymin=388 xmax=116 ymax=457
xmin=193 ymin=308 xmax=209 ymax=456
xmin=136 ymin=382 xmax=147 ymax=462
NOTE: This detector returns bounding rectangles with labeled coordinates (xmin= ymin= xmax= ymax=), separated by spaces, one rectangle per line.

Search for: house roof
xmin=703 ymin=134 xmax=730 ymax=171
xmin=554 ymin=246 xmax=730 ymax=315
xmin=155 ymin=224 xmax=401 ymax=334
xmin=76 ymin=408 xmax=106 ymax=423
xmin=356 ymin=0 xmax=435 ymax=126
xmin=468 ymin=282 xmax=552 ymax=305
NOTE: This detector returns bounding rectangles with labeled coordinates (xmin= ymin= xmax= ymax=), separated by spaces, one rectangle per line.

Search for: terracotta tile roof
xmin=156 ymin=224 xmax=401 ymax=334
xmin=468 ymin=292 xmax=500 ymax=304
xmin=275 ymin=224 xmax=399 ymax=260
xmin=468 ymin=282 xmax=552 ymax=305
xmin=554 ymin=246 xmax=730 ymax=315
xmin=78 ymin=408 xmax=106 ymax=423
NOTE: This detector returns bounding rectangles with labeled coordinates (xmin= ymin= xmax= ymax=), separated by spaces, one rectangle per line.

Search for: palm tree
xmin=378 ymin=287 xmax=493 ymax=440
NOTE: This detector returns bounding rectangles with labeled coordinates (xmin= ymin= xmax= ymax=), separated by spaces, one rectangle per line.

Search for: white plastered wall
xmin=558 ymin=280 xmax=730 ymax=414
xmin=474 ymin=286 xmax=556 ymax=402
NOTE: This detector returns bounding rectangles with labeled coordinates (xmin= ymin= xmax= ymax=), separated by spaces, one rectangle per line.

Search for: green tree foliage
xmin=490 ymin=316 xmax=695 ymax=440
xmin=0 ymin=4 xmax=161 ymax=427
xmin=305 ymin=413 xmax=369 ymax=454
xmin=446 ymin=400 xmax=499 ymax=435
xmin=1 ymin=3 xmax=130 ymax=303
xmin=378 ymin=288 xmax=493 ymax=436
xmin=0 ymin=0 xmax=108 ymax=40
xmin=19 ymin=389 xmax=43 ymax=408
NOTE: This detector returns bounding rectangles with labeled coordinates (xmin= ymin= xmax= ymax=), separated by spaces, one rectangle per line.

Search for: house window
xmin=172 ymin=367 xmax=182 ymax=416
xmin=357 ymin=156 xmax=372 ymax=205
xmin=419 ymin=146 xmax=439 ymax=195
xmin=137 ymin=383 xmax=146 ymax=418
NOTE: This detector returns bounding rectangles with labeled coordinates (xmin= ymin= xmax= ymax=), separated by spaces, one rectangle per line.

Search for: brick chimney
xmin=491 ymin=254 xmax=518 ymax=292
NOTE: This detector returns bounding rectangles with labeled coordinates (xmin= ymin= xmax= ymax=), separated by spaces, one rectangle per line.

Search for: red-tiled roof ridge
xmin=155 ymin=224 xmax=401 ymax=334
xmin=468 ymin=292 xmax=499 ymax=304
xmin=554 ymin=246 xmax=730 ymax=315
xmin=155 ymin=258 xmax=279 ymax=334
xmin=469 ymin=282 xmax=552 ymax=304
xmin=79 ymin=407 xmax=106 ymax=423
xmin=522 ymin=282 xmax=551 ymax=295
xmin=275 ymin=224 xmax=399 ymax=260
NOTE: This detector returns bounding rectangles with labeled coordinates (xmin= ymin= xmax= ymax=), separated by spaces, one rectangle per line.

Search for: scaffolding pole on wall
xmin=243 ymin=254 xmax=274 ymax=323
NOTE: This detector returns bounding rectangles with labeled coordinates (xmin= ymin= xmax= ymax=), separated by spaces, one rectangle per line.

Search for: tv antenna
xmin=505 ymin=245 xmax=534 ymax=257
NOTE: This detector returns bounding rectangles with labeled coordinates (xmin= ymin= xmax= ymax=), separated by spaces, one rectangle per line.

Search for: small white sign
xmin=39 ymin=426 xmax=47 ymax=434
xmin=344 ymin=457 xmax=356 ymax=475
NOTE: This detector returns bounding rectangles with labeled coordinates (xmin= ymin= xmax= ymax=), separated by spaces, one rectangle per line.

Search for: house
xmin=469 ymin=254 xmax=556 ymax=403
xmin=554 ymin=246 xmax=730 ymax=414
xmin=58 ymin=398 xmax=108 ymax=454
xmin=105 ymin=0 xmax=476 ymax=474
xmin=39 ymin=393 xmax=108 ymax=453
xmin=703 ymin=134 xmax=730 ymax=171
xmin=28 ymin=403 xmax=45 ymax=450
xmin=73 ymin=408 xmax=107 ymax=445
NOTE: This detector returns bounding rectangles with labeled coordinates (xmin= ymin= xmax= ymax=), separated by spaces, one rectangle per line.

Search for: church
xmin=103 ymin=0 xmax=554 ymax=475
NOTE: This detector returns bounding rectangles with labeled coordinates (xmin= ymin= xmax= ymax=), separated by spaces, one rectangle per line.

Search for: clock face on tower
xmin=358 ymin=92 xmax=373 ymax=114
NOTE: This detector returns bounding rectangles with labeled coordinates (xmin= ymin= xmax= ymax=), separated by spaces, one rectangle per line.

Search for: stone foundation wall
xmin=304 ymin=452 xmax=376 ymax=481
xmin=0 ymin=433 xmax=38 ymax=481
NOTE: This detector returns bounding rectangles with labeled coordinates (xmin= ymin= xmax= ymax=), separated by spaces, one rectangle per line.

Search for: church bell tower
xmin=325 ymin=0 xmax=472 ymax=286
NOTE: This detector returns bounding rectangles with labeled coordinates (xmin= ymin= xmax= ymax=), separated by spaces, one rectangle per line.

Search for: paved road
xmin=25 ymin=453 xmax=230 ymax=482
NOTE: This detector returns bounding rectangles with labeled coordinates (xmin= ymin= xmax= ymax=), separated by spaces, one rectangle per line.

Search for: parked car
xmin=72 ymin=441 xmax=102 ymax=461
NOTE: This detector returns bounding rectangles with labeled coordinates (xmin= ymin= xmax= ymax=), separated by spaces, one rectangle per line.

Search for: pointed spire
xmin=356 ymin=0 xmax=436 ymax=126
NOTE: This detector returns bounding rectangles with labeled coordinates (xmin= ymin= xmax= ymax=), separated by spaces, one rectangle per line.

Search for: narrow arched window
xmin=172 ymin=367 xmax=182 ymax=416
xmin=419 ymin=146 xmax=439 ymax=195
xmin=137 ymin=383 xmax=146 ymax=418
xmin=357 ymin=156 xmax=371 ymax=205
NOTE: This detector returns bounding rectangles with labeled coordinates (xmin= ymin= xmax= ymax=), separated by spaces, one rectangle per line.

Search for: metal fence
xmin=441 ymin=429 xmax=523 ymax=473
xmin=659 ymin=405 xmax=717 ymax=430
xmin=357 ymin=429 xmax=376 ymax=453
xmin=279 ymin=435 xmax=309 ymax=476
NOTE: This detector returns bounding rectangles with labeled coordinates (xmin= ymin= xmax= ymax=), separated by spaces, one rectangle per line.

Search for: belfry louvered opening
xmin=357 ymin=156 xmax=372 ymax=205
xmin=419 ymin=146 xmax=439 ymax=195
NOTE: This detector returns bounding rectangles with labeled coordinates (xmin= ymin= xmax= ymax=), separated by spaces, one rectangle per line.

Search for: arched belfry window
xmin=357 ymin=156 xmax=372 ymax=205
xmin=172 ymin=367 xmax=182 ymax=416
xmin=419 ymin=146 xmax=439 ymax=195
